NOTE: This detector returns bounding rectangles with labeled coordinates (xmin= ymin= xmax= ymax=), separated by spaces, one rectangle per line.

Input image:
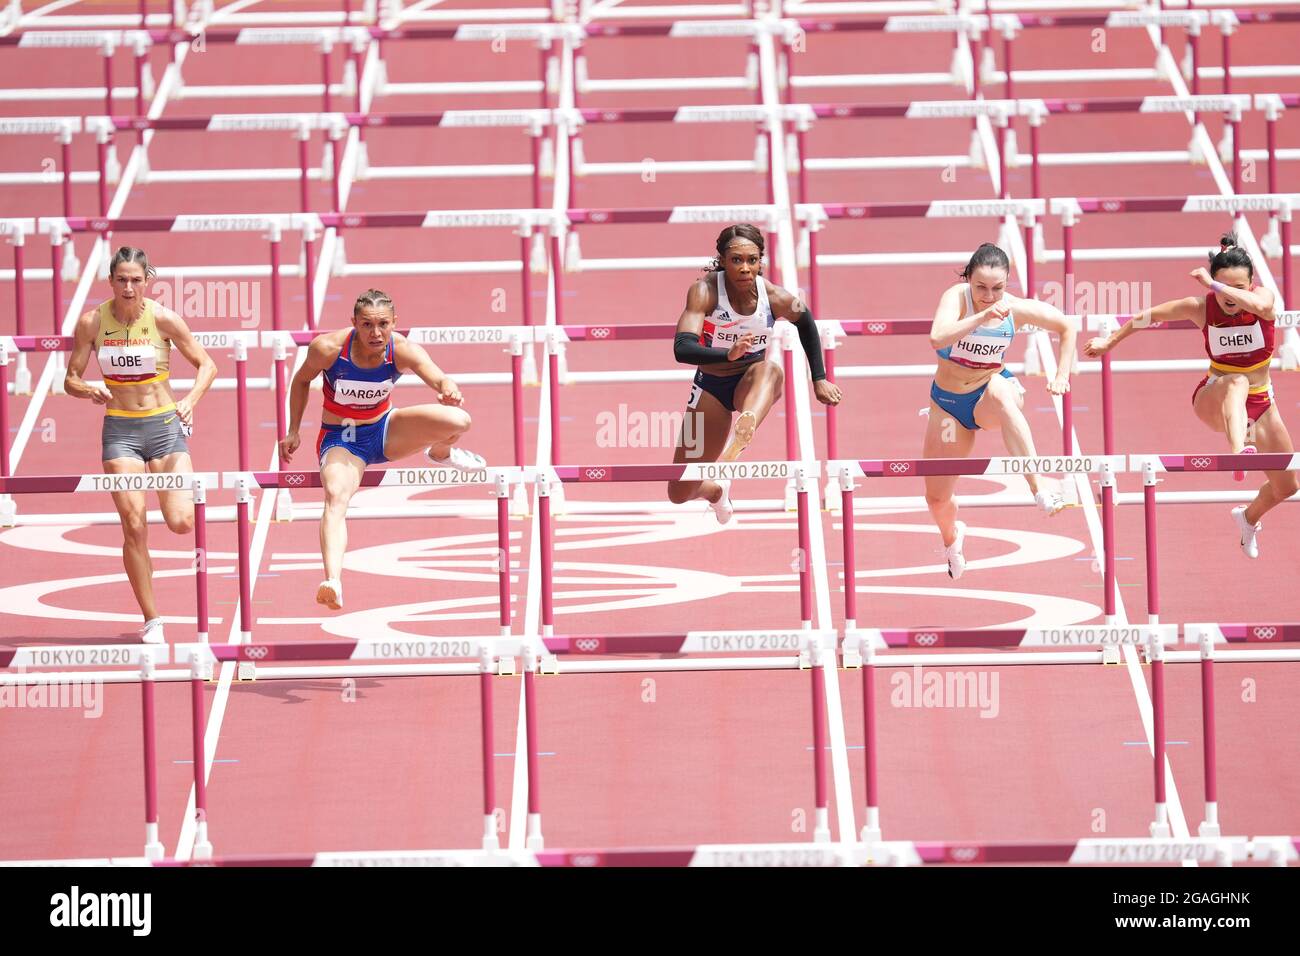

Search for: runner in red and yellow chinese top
xmin=1086 ymin=234 xmax=1298 ymax=557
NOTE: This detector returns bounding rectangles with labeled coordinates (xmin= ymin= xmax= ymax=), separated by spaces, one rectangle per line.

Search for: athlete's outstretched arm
xmin=767 ymin=282 xmax=840 ymax=405
xmin=1084 ymin=295 xmax=1203 ymax=357
xmin=393 ymin=334 xmax=462 ymax=405
xmin=64 ymin=310 xmax=112 ymax=404
xmin=157 ymin=307 xmax=217 ymax=425
xmin=279 ymin=338 xmax=334 ymax=464
xmin=1010 ymin=297 xmax=1076 ymax=396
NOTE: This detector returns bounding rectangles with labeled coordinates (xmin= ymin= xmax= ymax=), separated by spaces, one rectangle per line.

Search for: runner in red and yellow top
xmin=65 ymin=247 xmax=217 ymax=643
xmin=1086 ymin=235 xmax=1298 ymax=558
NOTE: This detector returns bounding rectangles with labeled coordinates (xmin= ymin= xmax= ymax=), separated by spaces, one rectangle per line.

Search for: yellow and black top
xmin=93 ymin=298 xmax=171 ymax=388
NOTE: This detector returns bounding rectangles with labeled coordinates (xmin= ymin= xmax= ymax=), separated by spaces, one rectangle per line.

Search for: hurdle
xmin=525 ymin=459 xmax=836 ymax=846
xmin=0 ymin=642 xmax=171 ymax=860
xmin=219 ymin=466 xmax=525 ymax=643
xmin=841 ymin=618 xmax=1179 ymax=843
xmin=1133 ymin=453 xmax=1300 ymax=835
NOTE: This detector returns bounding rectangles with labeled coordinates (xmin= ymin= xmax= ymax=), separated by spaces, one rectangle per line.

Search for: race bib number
xmin=687 ymin=382 xmax=703 ymax=409
xmin=1208 ymin=321 xmax=1264 ymax=357
xmin=949 ymin=333 xmax=1010 ymax=364
xmin=334 ymin=378 xmax=395 ymax=404
xmin=713 ymin=325 xmax=768 ymax=353
xmin=98 ymin=345 xmax=156 ymax=376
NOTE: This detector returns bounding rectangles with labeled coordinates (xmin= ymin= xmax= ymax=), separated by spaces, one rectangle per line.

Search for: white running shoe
xmin=139 ymin=617 xmax=166 ymax=645
xmin=1035 ymin=488 xmax=1067 ymax=516
xmin=944 ymin=521 xmax=967 ymax=579
xmin=709 ymin=480 xmax=734 ymax=525
xmin=428 ymin=446 xmax=488 ymax=472
xmin=1232 ymin=444 xmax=1256 ymax=482
xmin=1231 ymin=506 xmax=1261 ymax=559
xmin=317 ymin=578 xmax=344 ymax=610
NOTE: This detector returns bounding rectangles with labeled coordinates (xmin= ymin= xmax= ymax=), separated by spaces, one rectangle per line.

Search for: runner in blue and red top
xmin=279 ymin=289 xmax=487 ymax=610
xmin=1086 ymin=234 xmax=1298 ymax=558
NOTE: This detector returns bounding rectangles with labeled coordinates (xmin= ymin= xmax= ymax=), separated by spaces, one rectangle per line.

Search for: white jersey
xmin=702 ymin=271 xmax=774 ymax=360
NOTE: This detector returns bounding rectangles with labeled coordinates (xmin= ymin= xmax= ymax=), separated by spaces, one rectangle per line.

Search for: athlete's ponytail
xmin=1208 ymin=233 xmax=1253 ymax=280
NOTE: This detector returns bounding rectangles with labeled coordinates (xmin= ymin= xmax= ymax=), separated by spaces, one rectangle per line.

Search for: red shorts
xmin=1192 ymin=375 xmax=1274 ymax=423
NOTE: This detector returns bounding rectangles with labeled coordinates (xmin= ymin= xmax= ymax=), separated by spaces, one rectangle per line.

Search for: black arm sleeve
xmin=793 ymin=309 xmax=827 ymax=381
xmin=674 ymin=331 xmax=729 ymax=366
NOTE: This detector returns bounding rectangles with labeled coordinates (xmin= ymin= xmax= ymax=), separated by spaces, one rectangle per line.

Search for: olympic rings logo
xmin=889 ymin=462 xmax=912 ymax=474
xmin=571 ymin=854 xmax=599 ymax=867
xmin=950 ymin=846 xmax=979 ymax=862
xmin=914 ymin=633 xmax=938 ymax=646
xmin=90 ymin=219 xmax=110 ymax=231
xmin=584 ymin=468 xmax=608 ymax=480
xmin=1102 ymin=201 xmax=1122 ymax=213
xmin=589 ymin=212 xmax=609 ymax=223
xmin=1252 ymin=626 xmax=1278 ymax=641
xmin=589 ymin=327 xmax=611 ymax=339
xmin=284 ymin=473 xmax=307 ymax=487
xmin=866 ymin=322 xmax=888 ymax=334
xmin=343 ymin=216 xmax=362 ymax=228
xmin=40 ymin=338 xmax=63 ymax=350
xmin=1189 ymin=457 xmax=1213 ymax=469
xmin=846 ymin=207 xmax=866 ymax=218
xmin=575 ymin=638 xmax=601 ymax=652
xmin=243 ymin=646 xmax=269 ymax=660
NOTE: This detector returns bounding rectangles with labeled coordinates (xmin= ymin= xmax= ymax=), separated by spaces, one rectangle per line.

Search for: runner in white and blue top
xmin=668 ymin=224 xmax=841 ymax=523
xmin=279 ymin=289 xmax=487 ymax=612
xmin=925 ymin=242 xmax=1077 ymax=579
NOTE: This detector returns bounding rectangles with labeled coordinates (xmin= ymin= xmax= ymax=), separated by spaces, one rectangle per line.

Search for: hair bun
xmin=1219 ymin=233 xmax=1237 ymax=250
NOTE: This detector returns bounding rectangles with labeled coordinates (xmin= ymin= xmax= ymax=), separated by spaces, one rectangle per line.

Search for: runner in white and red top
xmin=667 ymin=224 xmax=841 ymax=523
xmin=279 ymin=289 xmax=486 ymax=610
xmin=1086 ymin=235 xmax=1298 ymax=558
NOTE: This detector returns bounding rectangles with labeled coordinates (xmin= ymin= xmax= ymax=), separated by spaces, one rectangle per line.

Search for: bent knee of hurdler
xmin=666 ymin=481 xmax=695 ymax=505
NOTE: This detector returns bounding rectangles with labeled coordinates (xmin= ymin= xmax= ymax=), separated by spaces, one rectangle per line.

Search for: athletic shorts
xmin=1192 ymin=374 xmax=1274 ymax=423
xmin=102 ymin=405 xmax=189 ymax=463
xmin=929 ymin=368 xmax=1018 ymax=432
xmin=317 ymin=412 xmax=391 ymax=466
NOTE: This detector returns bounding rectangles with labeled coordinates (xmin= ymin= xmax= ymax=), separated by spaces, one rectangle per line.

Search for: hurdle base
xmin=274 ymin=488 xmax=294 ymax=522
xmin=0 ymin=494 xmax=16 ymax=528
xmin=1198 ymin=821 xmax=1221 ymax=838
xmin=823 ymin=479 xmax=841 ymax=513
xmin=237 ymin=662 xmax=257 ymax=682
xmin=525 ymin=813 xmax=544 ymax=851
xmin=193 ymin=821 xmax=213 ymax=861
xmin=1149 ymin=821 xmax=1172 ymax=839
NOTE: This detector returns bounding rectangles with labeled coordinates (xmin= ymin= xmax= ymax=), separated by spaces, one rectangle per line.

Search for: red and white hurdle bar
xmin=844 ymin=624 xmax=1182 ymax=843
